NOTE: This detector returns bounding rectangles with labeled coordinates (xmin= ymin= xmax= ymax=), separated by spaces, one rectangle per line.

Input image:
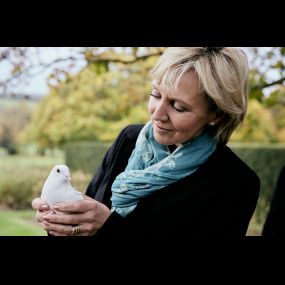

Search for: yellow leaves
xmin=18 ymin=51 xmax=175 ymax=146
xmin=231 ymin=99 xmax=279 ymax=143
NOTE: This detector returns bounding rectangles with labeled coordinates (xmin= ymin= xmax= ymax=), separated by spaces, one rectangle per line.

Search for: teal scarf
xmin=111 ymin=121 xmax=217 ymax=217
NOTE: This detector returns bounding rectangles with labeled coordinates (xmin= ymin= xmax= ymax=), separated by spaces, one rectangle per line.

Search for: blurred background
xmin=0 ymin=47 xmax=284 ymax=236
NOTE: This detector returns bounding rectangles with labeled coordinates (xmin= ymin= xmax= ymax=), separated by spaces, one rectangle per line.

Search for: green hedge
xmin=230 ymin=143 xmax=285 ymax=224
xmin=65 ymin=141 xmax=111 ymax=175
xmin=65 ymin=141 xmax=285 ymax=226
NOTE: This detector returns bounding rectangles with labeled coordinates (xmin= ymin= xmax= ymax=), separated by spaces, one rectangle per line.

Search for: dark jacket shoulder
xmin=118 ymin=124 xmax=144 ymax=141
xmin=217 ymin=146 xmax=260 ymax=184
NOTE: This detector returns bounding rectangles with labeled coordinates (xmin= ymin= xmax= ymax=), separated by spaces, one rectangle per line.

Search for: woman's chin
xmin=153 ymin=132 xmax=174 ymax=145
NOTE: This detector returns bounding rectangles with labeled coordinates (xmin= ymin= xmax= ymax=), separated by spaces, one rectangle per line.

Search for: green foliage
xmin=0 ymin=154 xmax=92 ymax=210
xmin=231 ymin=99 xmax=280 ymax=143
xmin=0 ymin=171 xmax=42 ymax=209
xmin=0 ymin=155 xmax=64 ymax=209
xmin=230 ymin=143 xmax=285 ymax=225
xmin=23 ymin=58 xmax=153 ymax=147
xmin=265 ymin=86 xmax=285 ymax=108
xmin=248 ymin=69 xmax=266 ymax=102
xmin=65 ymin=141 xmax=111 ymax=174
xmin=0 ymin=101 xmax=33 ymax=153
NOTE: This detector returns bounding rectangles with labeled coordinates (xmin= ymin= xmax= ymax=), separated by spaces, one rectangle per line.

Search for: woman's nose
xmin=151 ymin=100 xmax=169 ymax=122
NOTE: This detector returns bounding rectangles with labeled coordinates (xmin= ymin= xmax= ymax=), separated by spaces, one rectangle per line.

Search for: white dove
xmin=41 ymin=164 xmax=84 ymax=209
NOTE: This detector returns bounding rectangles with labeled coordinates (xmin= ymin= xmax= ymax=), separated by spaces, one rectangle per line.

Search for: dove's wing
xmin=64 ymin=185 xmax=84 ymax=202
xmin=42 ymin=183 xmax=71 ymax=207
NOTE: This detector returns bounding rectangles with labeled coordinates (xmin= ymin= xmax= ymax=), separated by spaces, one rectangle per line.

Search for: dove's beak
xmin=64 ymin=175 xmax=72 ymax=181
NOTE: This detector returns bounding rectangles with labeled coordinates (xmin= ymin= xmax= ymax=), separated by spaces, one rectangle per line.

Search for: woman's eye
xmin=150 ymin=93 xmax=161 ymax=99
xmin=172 ymin=102 xmax=186 ymax=113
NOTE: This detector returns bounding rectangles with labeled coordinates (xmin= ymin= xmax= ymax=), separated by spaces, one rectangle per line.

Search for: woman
xmin=32 ymin=47 xmax=260 ymax=239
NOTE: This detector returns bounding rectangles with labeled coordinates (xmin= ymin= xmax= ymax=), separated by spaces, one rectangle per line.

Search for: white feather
xmin=41 ymin=164 xmax=83 ymax=208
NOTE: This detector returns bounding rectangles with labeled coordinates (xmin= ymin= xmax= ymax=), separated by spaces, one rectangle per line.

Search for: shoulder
xmin=213 ymin=145 xmax=260 ymax=186
xmin=118 ymin=124 xmax=144 ymax=141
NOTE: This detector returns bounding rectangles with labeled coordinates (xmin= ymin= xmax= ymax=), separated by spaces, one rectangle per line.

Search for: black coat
xmin=86 ymin=124 xmax=260 ymax=240
xmin=262 ymin=166 xmax=285 ymax=237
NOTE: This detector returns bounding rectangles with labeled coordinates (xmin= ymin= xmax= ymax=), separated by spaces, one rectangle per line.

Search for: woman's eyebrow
xmin=151 ymin=83 xmax=160 ymax=90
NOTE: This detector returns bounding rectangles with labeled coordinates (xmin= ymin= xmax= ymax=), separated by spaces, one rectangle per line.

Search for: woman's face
xmin=148 ymin=71 xmax=215 ymax=145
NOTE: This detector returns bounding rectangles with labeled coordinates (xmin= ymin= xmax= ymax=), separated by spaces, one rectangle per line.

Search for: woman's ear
xmin=208 ymin=110 xmax=223 ymax=126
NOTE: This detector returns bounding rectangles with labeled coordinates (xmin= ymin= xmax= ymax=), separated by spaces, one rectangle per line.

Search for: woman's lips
xmin=153 ymin=123 xmax=174 ymax=134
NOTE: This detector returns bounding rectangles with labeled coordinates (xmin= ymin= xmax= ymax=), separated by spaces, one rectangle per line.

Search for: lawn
xmin=246 ymin=216 xmax=262 ymax=236
xmin=0 ymin=209 xmax=46 ymax=236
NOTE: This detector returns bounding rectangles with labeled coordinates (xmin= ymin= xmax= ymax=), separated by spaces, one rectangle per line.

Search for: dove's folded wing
xmin=64 ymin=188 xmax=84 ymax=202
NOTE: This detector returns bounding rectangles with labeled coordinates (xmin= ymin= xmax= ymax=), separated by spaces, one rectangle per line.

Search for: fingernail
xmin=53 ymin=206 xmax=59 ymax=210
xmin=43 ymin=216 xmax=50 ymax=221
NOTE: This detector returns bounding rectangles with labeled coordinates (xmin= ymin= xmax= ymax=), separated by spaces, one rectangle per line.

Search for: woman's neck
xmin=168 ymin=144 xmax=177 ymax=153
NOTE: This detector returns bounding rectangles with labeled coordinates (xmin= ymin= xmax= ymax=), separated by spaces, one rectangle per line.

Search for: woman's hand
xmin=40 ymin=195 xmax=111 ymax=236
xmin=31 ymin=197 xmax=54 ymax=232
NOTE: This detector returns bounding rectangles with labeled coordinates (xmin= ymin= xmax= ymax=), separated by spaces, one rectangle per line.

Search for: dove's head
xmin=50 ymin=165 xmax=72 ymax=182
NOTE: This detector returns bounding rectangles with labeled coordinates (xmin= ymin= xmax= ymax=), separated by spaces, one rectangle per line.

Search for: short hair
xmin=150 ymin=47 xmax=249 ymax=145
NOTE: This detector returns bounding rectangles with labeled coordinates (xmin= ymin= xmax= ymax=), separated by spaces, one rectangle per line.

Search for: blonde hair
xmin=150 ymin=47 xmax=249 ymax=145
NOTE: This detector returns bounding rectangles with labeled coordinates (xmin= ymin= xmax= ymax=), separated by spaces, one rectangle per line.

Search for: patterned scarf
xmin=111 ymin=121 xmax=217 ymax=217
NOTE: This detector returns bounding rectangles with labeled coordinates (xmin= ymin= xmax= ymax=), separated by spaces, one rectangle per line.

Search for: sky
xmin=0 ymin=47 xmax=86 ymax=97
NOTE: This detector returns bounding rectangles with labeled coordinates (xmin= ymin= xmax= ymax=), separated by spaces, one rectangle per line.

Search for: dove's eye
xmin=57 ymin=169 xmax=60 ymax=173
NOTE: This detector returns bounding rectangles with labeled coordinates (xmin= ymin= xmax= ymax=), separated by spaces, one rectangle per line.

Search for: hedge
xmin=230 ymin=143 xmax=285 ymax=224
xmin=65 ymin=141 xmax=285 ymax=226
xmin=65 ymin=141 xmax=111 ymax=175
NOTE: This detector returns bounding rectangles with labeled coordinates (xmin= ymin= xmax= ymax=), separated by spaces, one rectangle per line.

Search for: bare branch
xmin=252 ymin=76 xmax=285 ymax=91
xmin=28 ymin=56 xmax=81 ymax=77
xmin=87 ymin=51 xmax=164 ymax=64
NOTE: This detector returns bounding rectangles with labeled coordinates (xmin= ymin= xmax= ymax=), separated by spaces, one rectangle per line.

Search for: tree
xmin=22 ymin=57 xmax=155 ymax=147
xmin=247 ymin=47 xmax=285 ymax=101
xmin=0 ymin=102 xmax=33 ymax=153
xmin=0 ymin=47 xmax=165 ymax=97
xmin=231 ymin=99 xmax=278 ymax=143
xmin=3 ymin=47 xmax=285 ymax=145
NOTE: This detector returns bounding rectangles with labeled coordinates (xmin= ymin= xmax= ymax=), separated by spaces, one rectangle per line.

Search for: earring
xmin=209 ymin=122 xmax=215 ymax=126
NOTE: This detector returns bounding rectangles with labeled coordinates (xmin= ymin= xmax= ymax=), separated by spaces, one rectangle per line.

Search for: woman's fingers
xmin=31 ymin=197 xmax=49 ymax=211
xmin=54 ymin=199 xmax=94 ymax=213
xmin=43 ymin=221 xmax=86 ymax=236
xmin=42 ymin=212 xmax=82 ymax=225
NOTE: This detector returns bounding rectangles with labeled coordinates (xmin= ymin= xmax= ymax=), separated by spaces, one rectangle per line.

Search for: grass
xmin=246 ymin=215 xmax=263 ymax=236
xmin=0 ymin=209 xmax=46 ymax=236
